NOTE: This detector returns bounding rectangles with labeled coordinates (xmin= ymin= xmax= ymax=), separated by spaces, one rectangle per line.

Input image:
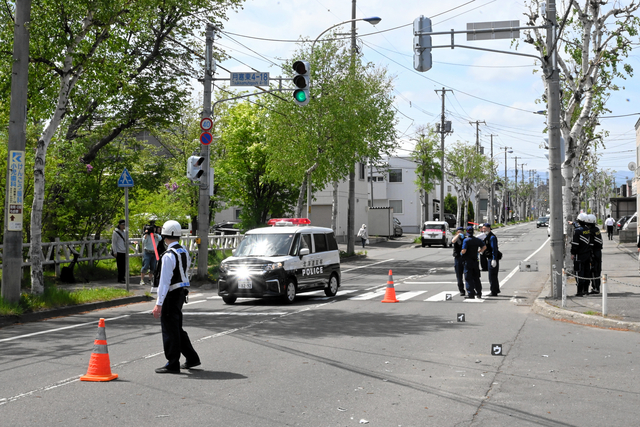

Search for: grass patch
xmin=583 ymin=310 xmax=601 ymax=316
xmin=0 ymin=286 xmax=132 ymax=317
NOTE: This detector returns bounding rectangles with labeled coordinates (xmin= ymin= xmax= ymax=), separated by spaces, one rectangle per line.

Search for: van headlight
xmin=263 ymin=262 xmax=283 ymax=273
xmin=219 ymin=262 xmax=229 ymax=273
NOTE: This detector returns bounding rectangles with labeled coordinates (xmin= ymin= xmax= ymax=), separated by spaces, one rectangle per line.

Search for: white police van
xmin=217 ymin=218 xmax=341 ymax=304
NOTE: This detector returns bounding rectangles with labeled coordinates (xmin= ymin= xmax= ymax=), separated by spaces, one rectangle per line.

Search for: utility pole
xmin=547 ymin=0 xmax=564 ymax=299
xmin=488 ymin=135 xmax=497 ymax=224
xmin=2 ymin=0 xmax=32 ymax=303
xmin=500 ymin=146 xmax=511 ymax=223
xmin=196 ymin=24 xmax=214 ymax=280
xmin=469 ymin=120 xmax=486 ymax=153
xmin=346 ymin=0 xmax=357 ymax=254
xmin=435 ymin=88 xmax=453 ymax=223
xmin=514 ymin=157 xmax=519 ymax=220
xmin=520 ymin=163 xmax=526 ymax=219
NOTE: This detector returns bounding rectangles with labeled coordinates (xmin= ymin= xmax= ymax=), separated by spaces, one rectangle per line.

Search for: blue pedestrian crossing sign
xmin=117 ymin=168 xmax=134 ymax=187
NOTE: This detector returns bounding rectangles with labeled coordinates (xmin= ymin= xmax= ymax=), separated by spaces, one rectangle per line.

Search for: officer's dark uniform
xmin=483 ymin=229 xmax=500 ymax=296
xmin=452 ymin=227 xmax=466 ymax=296
xmin=155 ymin=243 xmax=200 ymax=372
xmin=570 ymin=221 xmax=592 ymax=296
xmin=462 ymin=228 xmax=486 ymax=299
xmin=589 ymin=224 xmax=603 ymax=294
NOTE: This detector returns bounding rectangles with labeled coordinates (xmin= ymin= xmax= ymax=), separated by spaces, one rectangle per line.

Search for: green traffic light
xmin=294 ymin=90 xmax=307 ymax=103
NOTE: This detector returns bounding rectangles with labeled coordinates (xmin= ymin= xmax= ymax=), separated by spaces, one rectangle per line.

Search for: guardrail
xmin=0 ymin=234 xmax=243 ymax=275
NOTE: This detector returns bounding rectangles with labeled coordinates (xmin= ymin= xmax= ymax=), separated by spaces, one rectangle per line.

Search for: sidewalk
xmin=533 ymin=234 xmax=640 ymax=332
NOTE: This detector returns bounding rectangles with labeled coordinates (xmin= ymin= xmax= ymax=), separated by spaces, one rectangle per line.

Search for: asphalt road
xmin=1 ymin=223 xmax=639 ymax=426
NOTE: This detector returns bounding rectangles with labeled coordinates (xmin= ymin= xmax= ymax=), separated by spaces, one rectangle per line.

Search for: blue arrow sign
xmin=118 ymin=168 xmax=134 ymax=187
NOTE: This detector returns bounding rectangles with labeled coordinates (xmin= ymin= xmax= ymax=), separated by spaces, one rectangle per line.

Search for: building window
xmin=447 ymin=186 xmax=452 ymax=193
xmin=389 ymin=200 xmax=403 ymax=214
xmin=368 ymin=176 xmax=384 ymax=182
xmin=234 ymin=209 xmax=242 ymax=220
xmin=388 ymin=169 xmax=402 ymax=183
xmin=359 ymin=163 xmax=366 ymax=180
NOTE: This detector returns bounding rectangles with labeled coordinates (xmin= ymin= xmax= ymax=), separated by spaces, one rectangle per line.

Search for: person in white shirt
xmin=111 ymin=220 xmax=126 ymax=283
xmin=152 ymin=220 xmax=200 ymax=374
xmin=604 ymin=215 xmax=615 ymax=240
xmin=357 ymin=224 xmax=368 ymax=248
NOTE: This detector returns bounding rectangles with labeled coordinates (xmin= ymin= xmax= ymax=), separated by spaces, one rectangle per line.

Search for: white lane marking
xmin=183 ymin=312 xmax=289 ymax=316
xmin=396 ymin=291 xmax=428 ymax=301
xmin=403 ymin=281 xmax=457 ymax=284
xmin=348 ymin=289 xmax=386 ymax=300
xmin=424 ymin=291 xmax=459 ymax=302
xmin=309 ymin=289 xmax=357 ymax=300
xmin=365 ymin=283 xmax=387 ymax=290
xmin=189 ymin=293 xmax=204 ymax=299
xmin=343 ymin=259 xmax=394 ymax=272
xmin=0 ymin=315 xmax=130 ymax=343
xmin=183 ymin=300 xmax=206 ymax=306
xmin=499 ymin=237 xmax=550 ymax=288
xmin=463 ymin=298 xmax=486 ymax=303
xmin=206 ymin=296 xmax=253 ymax=301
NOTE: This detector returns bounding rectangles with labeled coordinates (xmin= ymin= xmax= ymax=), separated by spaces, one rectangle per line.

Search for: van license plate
xmin=237 ymin=278 xmax=252 ymax=289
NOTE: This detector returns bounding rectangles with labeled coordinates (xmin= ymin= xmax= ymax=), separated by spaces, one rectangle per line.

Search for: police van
xmin=217 ymin=218 xmax=341 ymax=304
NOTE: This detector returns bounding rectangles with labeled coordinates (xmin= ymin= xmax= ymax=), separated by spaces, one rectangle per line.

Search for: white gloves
xmin=491 ymin=260 xmax=497 ymax=268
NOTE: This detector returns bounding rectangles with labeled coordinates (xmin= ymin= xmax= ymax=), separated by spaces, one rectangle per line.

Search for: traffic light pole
xmin=196 ymin=24 xmax=214 ymax=280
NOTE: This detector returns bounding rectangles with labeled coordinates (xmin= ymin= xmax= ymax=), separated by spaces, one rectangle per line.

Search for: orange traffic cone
xmin=381 ymin=270 xmax=399 ymax=303
xmin=80 ymin=318 xmax=118 ymax=382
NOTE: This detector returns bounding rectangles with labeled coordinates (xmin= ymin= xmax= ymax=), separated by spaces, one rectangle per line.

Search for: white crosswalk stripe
xmin=348 ymin=289 xmax=386 ymax=300
xmin=424 ymin=291 xmax=459 ymax=302
xmin=309 ymin=289 xmax=357 ymax=300
xmin=396 ymin=290 xmax=428 ymax=301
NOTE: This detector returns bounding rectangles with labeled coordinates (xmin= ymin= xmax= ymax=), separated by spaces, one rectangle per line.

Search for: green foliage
xmin=412 ymin=124 xmax=442 ymax=196
xmin=467 ymin=200 xmax=475 ymax=223
xmin=214 ymin=102 xmax=299 ymax=229
xmin=444 ymin=193 xmax=457 ymax=215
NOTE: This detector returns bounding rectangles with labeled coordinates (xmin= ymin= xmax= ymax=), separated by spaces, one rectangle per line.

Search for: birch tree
xmin=411 ymin=125 xmax=442 ymax=223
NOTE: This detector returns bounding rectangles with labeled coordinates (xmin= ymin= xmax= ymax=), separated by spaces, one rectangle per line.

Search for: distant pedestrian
xmin=570 ymin=213 xmax=592 ymax=297
xmin=604 ymin=215 xmax=615 ymax=240
xmin=461 ymin=226 xmax=487 ymax=299
xmin=586 ymin=214 xmax=603 ymax=294
xmin=482 ymin=223 xmax=501 ymax=296
xmin=152 ymin=220 xmax=200 ymax=374
xmin=140 ymin=224 xmax=158 ymax=285
xmin=452 ymin=226 xmax=466 ymax=296
xmin=357 ymin=224 xmax=368 ymax=248
xmin=111 ymin=219 xmax=127 ymax=284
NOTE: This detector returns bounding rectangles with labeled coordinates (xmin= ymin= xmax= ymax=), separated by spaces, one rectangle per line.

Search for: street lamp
xmin=306 ymin=16 xmax=382 ymax=219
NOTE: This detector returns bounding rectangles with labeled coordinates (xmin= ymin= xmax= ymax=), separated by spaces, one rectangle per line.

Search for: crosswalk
xmin=200 ymin=288 xmax=493 ymax=303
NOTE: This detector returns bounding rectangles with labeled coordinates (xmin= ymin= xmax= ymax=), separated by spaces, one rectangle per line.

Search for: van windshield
xmin=424 ymin=224 xmax=445 ymax=230
xmin=235 ymin=234 xmax=294 ymax=257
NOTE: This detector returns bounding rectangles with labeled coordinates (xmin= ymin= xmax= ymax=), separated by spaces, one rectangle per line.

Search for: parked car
xmin=443 ymin=213 xmax=456 ymax=228
xmin=536 ymin=216 xmax=549 ymax=228
xmin=622 ymin=212 xmax=637 ymax=231
xmin=393 ymin=217 xmax=403 ymax=237
xmin=616 ymin=215 xmax=630 ymax=232
xmin=421 ymin=221 xmax=452 ymax=248
xmin=211 ymin=221 xmax=241 ymax=235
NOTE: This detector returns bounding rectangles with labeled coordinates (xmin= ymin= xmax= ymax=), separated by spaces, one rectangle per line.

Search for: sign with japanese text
xmin=230 ymin=72 xmax=269 ymax=86
xmin=8 ymin=150 xmax=25 ymax=231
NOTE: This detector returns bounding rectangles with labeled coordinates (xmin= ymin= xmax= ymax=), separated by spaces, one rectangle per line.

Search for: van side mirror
xmin=299 ymin=248 xmax=310 ymax=257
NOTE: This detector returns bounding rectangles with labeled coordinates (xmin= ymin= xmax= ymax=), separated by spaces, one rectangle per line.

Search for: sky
xmin=196 ymin=0 xmax=640 ymax=185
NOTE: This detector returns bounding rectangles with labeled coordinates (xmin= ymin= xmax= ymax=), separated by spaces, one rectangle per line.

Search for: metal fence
xmin=0 ymin=234 xmax=242 ymax=276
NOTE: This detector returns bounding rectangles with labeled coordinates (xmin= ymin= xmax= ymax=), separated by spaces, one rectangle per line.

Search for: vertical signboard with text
xmin=8 ymin=150 xmax=25 ymax=231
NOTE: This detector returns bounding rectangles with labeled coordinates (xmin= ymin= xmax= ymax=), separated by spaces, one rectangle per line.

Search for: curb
xmin=532 ymin=282 xmax=640 ymax=333
xmin=0 ymin=295 xmax=153 ymax=329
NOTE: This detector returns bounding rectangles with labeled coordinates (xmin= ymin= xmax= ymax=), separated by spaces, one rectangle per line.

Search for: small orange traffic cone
xmin=381 ymin=270 xmax=399 ymax=303
xmin=80 ymin=318 xmax=118 ymax=382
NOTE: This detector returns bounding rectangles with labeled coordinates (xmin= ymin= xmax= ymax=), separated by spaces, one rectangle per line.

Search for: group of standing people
xmin=452 ymin=223 xmax=501 ymax=299
xmin=570 ymin=213 xmax=603 ymax=296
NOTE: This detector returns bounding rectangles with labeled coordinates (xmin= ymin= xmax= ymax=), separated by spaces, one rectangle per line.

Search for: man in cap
xmin=570 ymin=213 xmax=592 ymax=297
xmin=482 ymin=223 xmax=501 ymax=296
xmin=461 ymin=226 xmax=487 ymax=299
xmin=452 ymin=226 xmax=466 ymax=296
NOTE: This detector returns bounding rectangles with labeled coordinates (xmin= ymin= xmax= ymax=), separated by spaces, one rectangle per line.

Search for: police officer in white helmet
xmin=570 ymin=213 xmax=592 ymax=297
xmin=152 ymin=220 xmax=200 ymax=373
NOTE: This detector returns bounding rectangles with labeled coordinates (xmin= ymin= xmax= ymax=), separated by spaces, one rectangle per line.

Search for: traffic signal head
xmin=413 ymin=15 xmax=432 ymax=72
xmin=292 ymin=60 xmax=310 ymax=106
xmin=187 ymin=156 xmax=205 ymax=181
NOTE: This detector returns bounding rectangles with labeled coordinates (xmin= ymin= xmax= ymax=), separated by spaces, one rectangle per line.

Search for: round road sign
xmin=200 ymin=117 xmax=213 ymax=131
xmin=200 ymin=132 xmax=213 ymax=146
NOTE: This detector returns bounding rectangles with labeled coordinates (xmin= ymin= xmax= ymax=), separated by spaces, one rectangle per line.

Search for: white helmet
xmin=161 ymin=220 xmax=182 ymax=237
xmin=587 ymin=214 xmax=597 ymax=224
xmin=577 ymin=212 xmax=588 ymax=223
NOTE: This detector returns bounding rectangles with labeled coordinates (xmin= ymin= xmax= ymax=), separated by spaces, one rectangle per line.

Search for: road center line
xmin=342 ymin=258 xmax=394 ymax=272
xmin=0 ymin=315 xmax=130 ymax=343
xmin=500 ymin=237 xmax=550 ymax=288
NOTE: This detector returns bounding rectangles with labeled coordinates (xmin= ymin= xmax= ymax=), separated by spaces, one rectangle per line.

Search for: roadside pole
xmin=197 ymin=24 xmax=214 ymax=280
xmin=117 ymin=168 xmax=134 ymax=292
xmin=2 ymin=0 xmax=32 ymax=303
xmin=546 ymin=0 xmax=564 ymax=299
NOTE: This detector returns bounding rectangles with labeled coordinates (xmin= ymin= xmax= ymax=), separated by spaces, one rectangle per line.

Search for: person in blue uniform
xmin=570 ymin=213 xmax=592 ymax=297
xmin=586 ymin=214 xmax=603 ymax=294
xmin=152 ymin=220 xmax=200 ymax=374
xmin=461 ymin=226 xmax=487 ymax=299
xmin=452 ymin=226 xmax=466 ymax=296
xmin=482 ymin=223 xmax=500 ymax=296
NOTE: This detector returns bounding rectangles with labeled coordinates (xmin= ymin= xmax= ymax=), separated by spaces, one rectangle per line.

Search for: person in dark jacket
xmin=461 ymin=226 xmax=487 ymax=299
xmin=452 ymin=227 xmax=466 ymax=296
xmin=482 ymin=223 xmax=500 ymax=296
xmin=586 ymin=214 xmax=603 ymax=294
xmin=570 ymin=213 xmax=592 ymax=297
